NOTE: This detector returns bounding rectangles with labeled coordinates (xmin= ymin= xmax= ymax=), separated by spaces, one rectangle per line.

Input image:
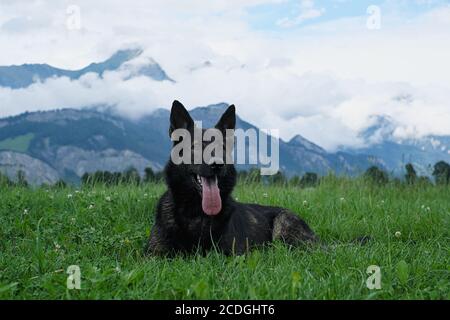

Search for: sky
xmin=0 ymin=0 xmax=449 ymax=150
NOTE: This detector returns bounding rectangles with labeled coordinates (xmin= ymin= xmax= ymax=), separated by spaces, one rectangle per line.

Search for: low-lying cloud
xmin=1 ymin=56 xmax=449 ymax=151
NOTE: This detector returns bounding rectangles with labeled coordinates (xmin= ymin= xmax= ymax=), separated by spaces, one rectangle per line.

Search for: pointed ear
xmin=169 ymin=100 xmax=194 ymax=136
xmin=215 ymin=105 xmax=236 ymax=132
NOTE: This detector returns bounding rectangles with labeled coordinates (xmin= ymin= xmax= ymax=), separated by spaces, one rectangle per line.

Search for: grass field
xmin=0 ymin=177 xmax=449 ymax=299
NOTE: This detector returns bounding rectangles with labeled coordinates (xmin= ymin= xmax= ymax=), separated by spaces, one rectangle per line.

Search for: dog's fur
xmin=146 ymin=100 xmax=317 ymax=256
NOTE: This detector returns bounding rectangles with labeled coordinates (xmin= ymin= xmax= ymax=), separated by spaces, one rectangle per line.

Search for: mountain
xmin=1 ymin=49 xmax=419 ymax=184
xmin=0 ymin=105 xmax=380 ymax=185
xmin=339 ymin=115 xmax=450 ymax=176
xmin=0 ymin=108 xmax=168 ymax=184
xmin=0 ymin=48 xmax=173 ymax=89
xmin=190 ymin=104 xmax=381 ymax=176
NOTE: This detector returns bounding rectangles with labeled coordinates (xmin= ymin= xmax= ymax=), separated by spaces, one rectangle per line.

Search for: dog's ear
xmin=169 ymin=100 xmax=194 ymax=136
xmin=215 ymin=104 xmax=236 ymax=132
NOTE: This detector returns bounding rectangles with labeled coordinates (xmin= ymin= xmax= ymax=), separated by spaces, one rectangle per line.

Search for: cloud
xmin=0 ymin=0 xmax=449 ymax=151
xmin=1 ymin=16 xmax=49 ymax=33
xmin=277 ymin=0 xmax=325 ymax=27
xmin=2 ymin=55 xmax=450 ymax=152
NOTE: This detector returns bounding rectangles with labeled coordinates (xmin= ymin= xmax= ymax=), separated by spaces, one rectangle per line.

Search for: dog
xmin=146 ymin=100 xmax=317 ymax=256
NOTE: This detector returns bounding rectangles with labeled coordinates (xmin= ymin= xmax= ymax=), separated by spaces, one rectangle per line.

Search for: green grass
xmin=0 ymin=133 xmax=34 ymax=153
xmin=0 ymin=177 xmax=448 ymax=299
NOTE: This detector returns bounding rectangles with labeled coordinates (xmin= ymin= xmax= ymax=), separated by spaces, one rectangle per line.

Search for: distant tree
xmin=432 ymin=161 xmax=450 ymax=185
xmin=154 ymin=171 xmax=165 ymax=182
xmin=82 ymin=171 xmax=125 ymax=186
xmin=268 ymin=171 xmax=287 ymax=186
xmin=289 ymin=175 xmax=301 ymax=187
xmin=123 ymin=167 xmax=141 ymax=185
xmin=364 ymin=166 xmax=389 ymax=185
xmin=92 ymin=171 xmax=105 ymax=184
xmin=16 ymin=170 xmax=28 ymax=187
xmin=300 ymin=172 xmax=318 ymax=188
xmin=103 ymin=171 xmax=114 ymax=184
xmin=144 ymin=167 xmax=155 ymax=183
xmin=0 ymin=172 xmax=12 ymax=187
xmin=391 ymin=177 xmax=403 ymax=187
xmin=53 ymin=179 xmax=67 ymax=188
xmin=81 ymin=168 xmax=159 ymax=186
xmin=111 ymin=172 xmax=123 ymax=185
xmin=417 ymin=176 xmax=432 ymax=186
xmin=405 ymin=163 xmax=417 ymax=185
xmin=81 ymin=172 xmax=91 ymax=185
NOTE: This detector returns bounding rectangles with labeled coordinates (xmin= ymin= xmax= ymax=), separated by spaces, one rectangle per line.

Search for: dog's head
xmin=166 ymin=100 xmax=237 ymax=216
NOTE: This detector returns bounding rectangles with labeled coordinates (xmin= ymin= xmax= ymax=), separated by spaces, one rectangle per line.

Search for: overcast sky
xmin=1 ymin=0 xmax=450 ymax=150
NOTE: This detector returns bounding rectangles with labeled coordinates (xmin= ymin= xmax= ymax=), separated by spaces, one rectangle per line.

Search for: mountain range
xmin=0 ymin=105 xmax=381 ymax=185
xmin=0 ymin=48 xmax=448 ymax=185
xmin=340 ymin=115 xmax=450 ymax=176
xmin=0 ymin=48 xmax=173 ymax=89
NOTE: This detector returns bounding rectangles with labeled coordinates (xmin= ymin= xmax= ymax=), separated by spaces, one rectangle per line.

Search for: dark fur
xmin=146 ymin=101 xmax=317 ymax=256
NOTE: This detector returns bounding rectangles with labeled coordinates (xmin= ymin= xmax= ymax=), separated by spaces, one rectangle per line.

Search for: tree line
xmin=237 ymin=168 xmax=320 ymax=187
xmin=0 ymin=170 xmax=29 ymax=187
xmin=0 ymin=167 xmax=163 ymax=188
xmin=1 ymin=161 xmax=450 ymax=188
xmin=237 ymin=161 xmax=450 ymax=187
xmin=80 ymin=167 xmax=164 ymax=186
xmin=363 ymin=161 xmax=450 ymax=186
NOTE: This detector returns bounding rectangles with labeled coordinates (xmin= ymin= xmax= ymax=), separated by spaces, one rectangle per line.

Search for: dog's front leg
xmin=145 ymin=224 xmax=173 ymax=256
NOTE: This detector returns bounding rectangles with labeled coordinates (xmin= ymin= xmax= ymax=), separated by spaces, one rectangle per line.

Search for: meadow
xmin=0 ymin=177 xmax=448 ymax=299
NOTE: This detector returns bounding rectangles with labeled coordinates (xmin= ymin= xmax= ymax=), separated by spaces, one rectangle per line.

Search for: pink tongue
xmin=201 ymin=177 xmax=222 ymax=216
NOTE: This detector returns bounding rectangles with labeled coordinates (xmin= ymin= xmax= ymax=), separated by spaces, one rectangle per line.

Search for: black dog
xmin=146 ymin=100 xmax=317 ymax=256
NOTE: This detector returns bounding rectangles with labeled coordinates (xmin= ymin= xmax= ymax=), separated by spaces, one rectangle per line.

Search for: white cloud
xmin=277 ymin=0 xmax=325 ymax=27
xmin=0 ymin=0 xmax=449 ymax=151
